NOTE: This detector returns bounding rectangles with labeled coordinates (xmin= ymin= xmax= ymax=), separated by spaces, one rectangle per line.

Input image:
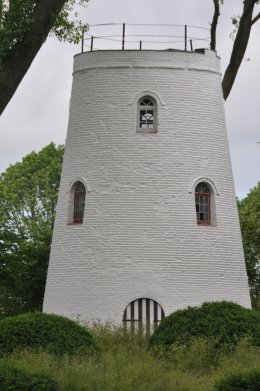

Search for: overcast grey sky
xmin=0 ymin=0 xmax=259 ymax=199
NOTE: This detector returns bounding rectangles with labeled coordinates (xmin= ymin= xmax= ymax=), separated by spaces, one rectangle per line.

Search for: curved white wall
xmin=43 ymin=49 xmax=251 ymax=323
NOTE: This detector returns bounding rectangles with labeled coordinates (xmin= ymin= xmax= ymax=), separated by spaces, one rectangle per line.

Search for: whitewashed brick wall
xmin=43 ymin=49 xmax=251 ymax=324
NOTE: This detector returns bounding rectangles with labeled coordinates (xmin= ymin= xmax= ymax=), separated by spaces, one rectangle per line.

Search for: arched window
xmin=72 ymin=181 xmax=86 ymax=224
xmin=123 ymin=298 xmax=165 ymax=334
xmin=137 ymin=96 xmax=157 ymax=133
xmin=195 ymin=182 xmax=211 ymax=225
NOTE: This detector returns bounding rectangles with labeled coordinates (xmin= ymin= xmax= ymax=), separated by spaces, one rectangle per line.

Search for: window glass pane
xmin=203 ymin=204 xmax=209 ymax=213
xmin=140 ymin=109 xmax=154 ymax=128
xmin=140 ymin=98 xmax=153 ymax=106
xmin=195 ymin=182 xmax=210 ymax=193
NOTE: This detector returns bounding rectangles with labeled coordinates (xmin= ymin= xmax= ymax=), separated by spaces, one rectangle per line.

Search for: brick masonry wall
xmin=43 ymin=49 xmax=251 ymax=323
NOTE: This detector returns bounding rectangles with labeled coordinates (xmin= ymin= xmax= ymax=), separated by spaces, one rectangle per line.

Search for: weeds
xmin=0 ymin=325 xmax=259 ymax=391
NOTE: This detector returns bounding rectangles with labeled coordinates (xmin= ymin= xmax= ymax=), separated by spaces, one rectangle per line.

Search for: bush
xmin=149 ymin=301 xmax=260 ymax=349
xmin=0 ymin=365 xmax=58 ymax=391
xmin=214 ymin=370 xmax=260 ymax=391
xmin=0 ymin=312 xmax=99 ymax=356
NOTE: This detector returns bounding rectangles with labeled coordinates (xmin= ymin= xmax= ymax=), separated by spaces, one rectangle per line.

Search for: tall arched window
xmin=195 ymin=182 xmax=211 ymax=225
xmin=137 ymin=96 xmax=157 ymax=133
xmin=72 ymin=181 xmax=86 ymax=224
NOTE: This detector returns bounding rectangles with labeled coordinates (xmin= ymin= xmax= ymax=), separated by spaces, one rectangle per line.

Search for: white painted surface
xmin=43 ymin=49 xmax=251 ymax=324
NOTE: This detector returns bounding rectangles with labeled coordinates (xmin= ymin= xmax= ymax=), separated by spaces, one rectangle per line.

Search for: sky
xmin=0 ymin=0 xmax=259 ymax=199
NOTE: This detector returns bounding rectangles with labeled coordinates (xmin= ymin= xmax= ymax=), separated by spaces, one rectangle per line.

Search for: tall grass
xmin=1 ymin=324 xmax=259 ymax=391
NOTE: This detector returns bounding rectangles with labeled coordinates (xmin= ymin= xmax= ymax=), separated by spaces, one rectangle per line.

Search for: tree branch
xmin=222 ymin=0 xmax=257 ymax=100
xmin=210 ymin=0 xmax=220 ymax=51
xmin=0 ymin=0 xmax=67 ymax=115
xmin=251 ymin=11 xmax=260 ymax=25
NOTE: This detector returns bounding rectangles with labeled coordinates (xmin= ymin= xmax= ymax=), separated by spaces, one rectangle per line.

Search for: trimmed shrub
xmin=0 ymin=312 xmax=99 ymax=356
xmin=0 ymin=365 xmax=58 ymax=391
xmin=149 ymin=301 xmax=260 ymax=349
xmin=214 ymin=370 xmax=260 ymax=391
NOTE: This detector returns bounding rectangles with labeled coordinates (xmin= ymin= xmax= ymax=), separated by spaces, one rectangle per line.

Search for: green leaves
xmin=0 ymin=143 xmax=63 ymax=318
xmin=0 ymin=1 xmax=89 ymax=69
xmin=51 ymin=0 xmax=89 ymax=44
xmin=238 ymin=184 xmax=260 ymax=310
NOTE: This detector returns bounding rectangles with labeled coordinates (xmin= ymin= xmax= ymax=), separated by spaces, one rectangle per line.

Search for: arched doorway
xmin=122 ymin=298 xmax=165 ymax=334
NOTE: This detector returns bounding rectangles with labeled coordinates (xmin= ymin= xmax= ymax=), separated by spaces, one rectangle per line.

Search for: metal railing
xmin=81 ymin=23 xmax=210 ymax=53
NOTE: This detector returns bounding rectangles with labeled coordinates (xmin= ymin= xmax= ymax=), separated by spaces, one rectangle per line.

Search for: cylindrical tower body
xmin=43 ymin=49 xmax=251 ymax=324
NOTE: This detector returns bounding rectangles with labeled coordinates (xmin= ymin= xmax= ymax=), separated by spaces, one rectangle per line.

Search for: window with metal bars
xmin=123 ymin=298 xmax=165 ymax=334
xmin=137 ymin=96 xmax=157 ymax=133
xmin=195 ymin=182 xmax=211 ymax=225
xmin=72 ymin=181 xmax=86 ymax=224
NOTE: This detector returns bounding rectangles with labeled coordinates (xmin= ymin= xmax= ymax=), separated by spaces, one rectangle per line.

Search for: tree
xmin=0 ymin=1 xmax=260 ymax=114
xmin=210 ymin=0 xmax=260 ymax=100
xmin=0 ymin=143 xmax=64 ymax=317
xmin=238 ymin=184 xmax=260 ymax=310
xmin=0 ymin=0 xmax=88 ymax=115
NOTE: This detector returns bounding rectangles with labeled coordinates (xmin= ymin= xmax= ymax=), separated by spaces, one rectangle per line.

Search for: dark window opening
xmin=195 ymin=182 xmax=210 ymax=225
xmin=73 ymin=181 xmax=86 ymax=224
xmin=123 ymin=298 xmax=165 ymax=334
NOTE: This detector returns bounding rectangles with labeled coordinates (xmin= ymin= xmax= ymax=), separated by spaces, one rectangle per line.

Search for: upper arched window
xmin=195 ymin=182 xmax=211 ymax=225
xmin=137 ymin=96 xmax=157 ymax=133
xmin=72 ymin=181 xmax=86 ymax=224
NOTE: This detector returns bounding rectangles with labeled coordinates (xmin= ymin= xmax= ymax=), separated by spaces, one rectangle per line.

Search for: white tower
xmin=43 ymin=47 xmax=251 ymax=329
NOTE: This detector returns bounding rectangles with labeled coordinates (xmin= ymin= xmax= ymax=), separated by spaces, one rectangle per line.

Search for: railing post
xmin=122 ymin=23 xmax=125 ymax=50
xmin=81 ymin=27 xmax=85 ymax=53
xmin=139 ymin=41 xmax=142 ymax=50
xmin=184 ymin=25 xmax=187 ymax=51
xmin=91 ymin=36 xmax=94 ymax=51
xmin=190 ymin=39 xmax=193 ymax=51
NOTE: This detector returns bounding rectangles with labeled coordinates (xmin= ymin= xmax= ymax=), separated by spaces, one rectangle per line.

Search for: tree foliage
xmin=0 ymin=0 xmax=88 ymax=114
xmin=0 ymin=1 xmax=260 ymax=113
xmin=0 ymin=143 xmax=63 ymax=317
xmin=238 ymin=183 xmax=260 ymax=310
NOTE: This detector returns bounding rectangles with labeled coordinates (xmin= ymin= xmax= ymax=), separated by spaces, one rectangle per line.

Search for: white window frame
xmin=137 ymin=96 xmax=158 ymax=133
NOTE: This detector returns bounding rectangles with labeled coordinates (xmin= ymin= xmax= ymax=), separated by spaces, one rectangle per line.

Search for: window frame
xmin=137 ymin=96 xmax=158 ymax=133
xmin=195 ymin=183 xmax=211 ymax=226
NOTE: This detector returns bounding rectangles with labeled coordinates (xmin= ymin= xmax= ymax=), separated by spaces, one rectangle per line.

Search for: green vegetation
xmin=149 ymin=301 xmax=260 ymax=349
xmin=0 ymin=312 xmax=98 ymax=356
xmin=238 ymin=182 xmax=260 ymax=311
xmin=214 ymin=369 xmax=260 ymax=391
xmin=0 ymin=0 xmax=89 ymax=114
xmin=0 ymin=365 xmax=58 ymax=391
xmin=0 ymin=323 xmax=259 ymax=391
xmin=0 ymin=143 xmax=64 ymax=318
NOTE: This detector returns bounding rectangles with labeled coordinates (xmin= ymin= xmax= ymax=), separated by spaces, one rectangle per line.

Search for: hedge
xmin=149 ymin=301 xmax=260 ymax=349
xmin=214 ymin=370 xmax=260 ymax=391
xmin=0 ymin=312 xmax=99 ymax=356
xmin=0 ymin=365 xmax=58 ymax=391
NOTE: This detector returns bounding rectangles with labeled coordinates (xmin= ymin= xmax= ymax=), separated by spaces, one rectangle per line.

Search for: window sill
xmin=136 ymin=128 xmax=158 ymax=134
xmin=68 ymin=222 xmax=83 ymax=226
xmin=197 ymin=222 xmax=216 ymax=227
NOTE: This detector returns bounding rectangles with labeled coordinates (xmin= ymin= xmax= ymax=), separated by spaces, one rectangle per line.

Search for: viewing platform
xmin=81 ymin=23 xmax=211 ymax=53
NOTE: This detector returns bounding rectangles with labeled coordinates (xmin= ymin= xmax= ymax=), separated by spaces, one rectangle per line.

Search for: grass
xmin=0 ymin=324 xmax=259 ymax=391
